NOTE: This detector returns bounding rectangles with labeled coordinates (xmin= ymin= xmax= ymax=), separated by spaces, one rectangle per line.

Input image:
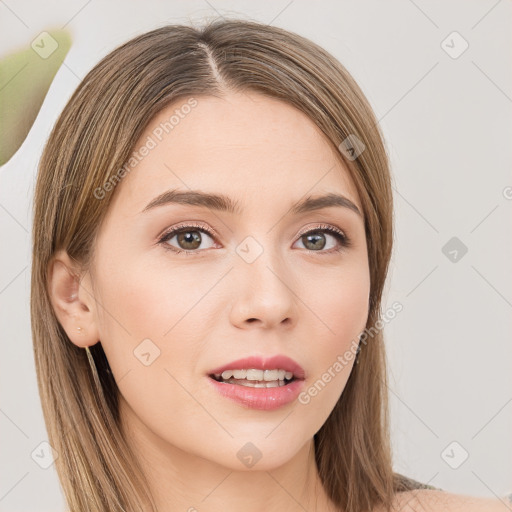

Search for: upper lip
xmin=209 ymin=355 xmax=306 ymax=380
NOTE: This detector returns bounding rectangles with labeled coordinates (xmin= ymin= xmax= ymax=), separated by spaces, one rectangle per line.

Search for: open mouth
xmin=206 ymin=365 xmax=306 ymax=410
xmin=209 ymin=369 xmax=297 ymax=388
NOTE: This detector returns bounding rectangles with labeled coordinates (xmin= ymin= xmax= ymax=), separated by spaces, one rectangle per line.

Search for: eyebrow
xmin=141 ymin=189 xmax=362 ymax=217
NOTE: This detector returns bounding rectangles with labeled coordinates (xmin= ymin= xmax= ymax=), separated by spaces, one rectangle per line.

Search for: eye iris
xmin=177 ymin=230 xmax=202 ymax=250
xmin=302 ymin=232 xmax=326 ymax=250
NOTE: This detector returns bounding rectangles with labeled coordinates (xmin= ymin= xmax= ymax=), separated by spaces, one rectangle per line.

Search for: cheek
xmin=324 ymin=280 xmax=369 ymax=338
xmin=92 ymin=260 xmax=215 ymax=441
xmin=296 ymin=261 xmax=369 ymax=421
xmin=95 ymin=251 xmax=220 ymax=342
xmin=312 ymin=259 xmax=370 ymax=344
xmin=92 ymin=251 xmax=228 ymax=399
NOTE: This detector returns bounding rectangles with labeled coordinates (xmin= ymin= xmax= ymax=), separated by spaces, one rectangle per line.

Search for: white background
xmin=0 ymin=1 xmax=511 ymax=510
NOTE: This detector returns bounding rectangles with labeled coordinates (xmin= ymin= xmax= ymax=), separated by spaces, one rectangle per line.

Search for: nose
xmin=229 ymin=248 xmax=298 ymax=330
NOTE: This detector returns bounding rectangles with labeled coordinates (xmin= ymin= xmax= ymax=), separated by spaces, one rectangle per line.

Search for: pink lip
xmin=207 ymin=377 xmax=305 ymax=411
xmin=206 ymin=355 xmax=306 ymax=411
xmin=208 ymin=355 xmax=306 ymax=380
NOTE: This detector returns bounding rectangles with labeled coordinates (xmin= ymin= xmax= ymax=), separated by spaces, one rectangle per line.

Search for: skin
xmin=49 ymin=90 xmax=369 ymax=511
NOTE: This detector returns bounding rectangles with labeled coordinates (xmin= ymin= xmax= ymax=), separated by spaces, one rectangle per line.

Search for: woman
xmin=31 ymin=19 xmax=508 ymax=512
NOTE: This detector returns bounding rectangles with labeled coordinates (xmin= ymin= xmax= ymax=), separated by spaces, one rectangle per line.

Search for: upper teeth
xmin=215 ymin=369 xmax=294 ymax=381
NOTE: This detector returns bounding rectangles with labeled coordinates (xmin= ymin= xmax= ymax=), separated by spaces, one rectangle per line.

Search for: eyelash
xmin=157 ymin=222 xmax=352 ymax=256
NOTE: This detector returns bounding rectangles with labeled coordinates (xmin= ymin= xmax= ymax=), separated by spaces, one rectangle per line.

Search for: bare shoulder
xmin=388 ymin=488 xmax=511 ymax=512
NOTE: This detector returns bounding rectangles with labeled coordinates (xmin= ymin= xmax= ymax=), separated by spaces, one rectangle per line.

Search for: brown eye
xmin=294 ymin=226 xmax=351 ymax=253
xmin=159 ymin=226 xmax=216 ymax=253
xmin=176 ymin=230 xmax=202 ymax=250
xmin=301 ymin=231 xmax=327 ymax=251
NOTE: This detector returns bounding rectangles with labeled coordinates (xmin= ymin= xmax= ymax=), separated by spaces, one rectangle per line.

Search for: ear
xmin=47 ymin=249 xmax=100 ymax=348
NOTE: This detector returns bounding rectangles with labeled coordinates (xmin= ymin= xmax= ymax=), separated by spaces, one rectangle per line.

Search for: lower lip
xmin=207 ymin=376 xmax=305 ymax=411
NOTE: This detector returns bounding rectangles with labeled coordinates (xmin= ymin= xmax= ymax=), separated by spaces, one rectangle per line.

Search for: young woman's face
xmin=85 ymin=91 xmax=370 ymax=470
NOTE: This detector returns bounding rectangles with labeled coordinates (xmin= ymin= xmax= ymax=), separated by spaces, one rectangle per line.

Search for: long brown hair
xmin=31 ymin=18 xmax=410 ymax=511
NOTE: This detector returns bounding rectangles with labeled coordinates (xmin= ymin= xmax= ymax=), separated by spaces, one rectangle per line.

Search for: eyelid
xmin=295 ymin=223 xmax=347 ymax=240
xmin=157 ymin=221 xmax=351 ymax=254
xmin=158 ymin=221 xmax=218 ymax=241
xmin=159 ymin=221 xmax=347 ymax=241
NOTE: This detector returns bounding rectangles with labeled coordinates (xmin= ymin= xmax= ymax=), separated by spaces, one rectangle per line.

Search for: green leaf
xmin=0 ymin=28 xmax=72 ymax=166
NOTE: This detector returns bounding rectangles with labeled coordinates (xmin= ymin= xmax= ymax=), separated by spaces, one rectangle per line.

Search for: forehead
xmin=110 ymin=91 xmax=361 ymax=216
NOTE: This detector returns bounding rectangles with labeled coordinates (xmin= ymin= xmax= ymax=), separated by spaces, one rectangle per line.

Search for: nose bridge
xmin=230 ymin=234 xmax=297 ymax=326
